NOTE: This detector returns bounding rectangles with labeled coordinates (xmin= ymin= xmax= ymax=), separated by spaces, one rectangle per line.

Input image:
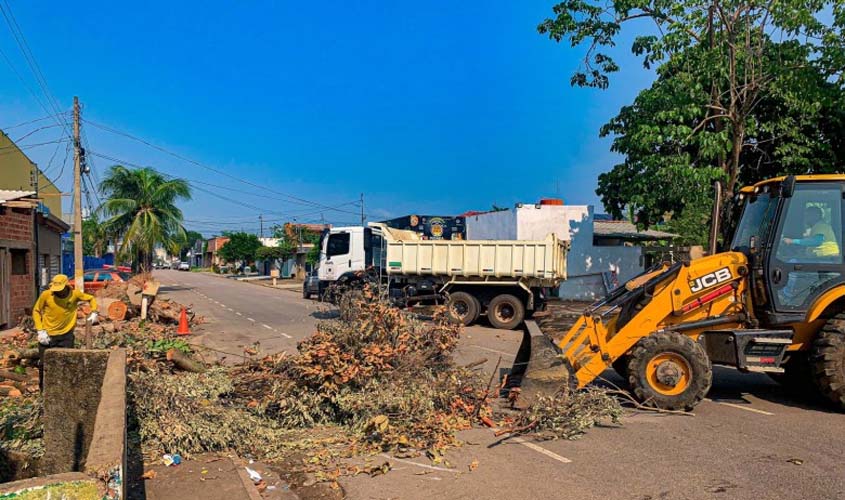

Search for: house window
xmin=11 ymin=249 xmax=28 ymax=275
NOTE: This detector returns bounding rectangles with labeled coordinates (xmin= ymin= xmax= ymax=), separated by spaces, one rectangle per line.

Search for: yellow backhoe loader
xmin=515 ymin=174 xmax=845 ymax=410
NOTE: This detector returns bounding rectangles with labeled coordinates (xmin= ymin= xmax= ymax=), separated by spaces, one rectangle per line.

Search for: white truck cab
xmin=317 ymin=226 xmax=385 ymax=283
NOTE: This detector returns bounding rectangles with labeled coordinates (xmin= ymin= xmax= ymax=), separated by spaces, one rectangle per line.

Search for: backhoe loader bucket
xmin=509 ymin=320 xmax=575 ymax=409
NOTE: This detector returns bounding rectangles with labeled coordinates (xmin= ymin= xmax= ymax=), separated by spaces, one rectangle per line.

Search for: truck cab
xmin=317 ymin=226 xmax=385 ymax=284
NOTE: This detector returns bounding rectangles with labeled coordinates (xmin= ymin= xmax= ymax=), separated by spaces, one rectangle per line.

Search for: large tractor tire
xmin=447 ymin=292 xmax=480 ymax=326
xmin=487 ymin=294 xmax=525 ymax=330
xmin=812 ymin=313 xmax=845 ymax=409
xmin=627 ymin=331 xmax=712 ymax=411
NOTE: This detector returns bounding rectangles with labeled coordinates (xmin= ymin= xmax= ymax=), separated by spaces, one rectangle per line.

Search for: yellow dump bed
xmin=375 ymin=224 xmax=567 ymax=285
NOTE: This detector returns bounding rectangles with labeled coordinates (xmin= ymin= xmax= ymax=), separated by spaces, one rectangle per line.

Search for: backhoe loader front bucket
xmin=509 ymin=320 xmax=575 ymax=409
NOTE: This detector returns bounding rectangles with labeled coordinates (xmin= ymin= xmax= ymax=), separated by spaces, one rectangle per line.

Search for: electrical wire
xmin=86 ymin=150 xmax=360 ymax=221
xmin=83 ymin=118 xmax=369 ymax=216
xmin=0 ymin=0 xmax=72 ymax=139
xmin=0 ymin=112 xmax=69 ymax=131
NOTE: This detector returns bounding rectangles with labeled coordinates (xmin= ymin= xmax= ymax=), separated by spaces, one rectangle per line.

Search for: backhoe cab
xmin=518 ymin=175 xmax=845 ymax=410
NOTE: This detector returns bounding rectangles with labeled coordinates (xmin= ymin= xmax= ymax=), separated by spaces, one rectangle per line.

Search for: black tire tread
xmin=812 ymin=313 xmax=845 ymax=409
xmin=487 ymin=294 xmax=525 ymax=330
xmin=626 ymin=331 xmax=712 ymax=411
xmin=447 ymin=292 xmax=480 ymax=326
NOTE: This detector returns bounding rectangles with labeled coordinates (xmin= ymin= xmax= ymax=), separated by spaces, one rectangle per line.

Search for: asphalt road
xmin=156 ymin=270 xmax=845 ymax=500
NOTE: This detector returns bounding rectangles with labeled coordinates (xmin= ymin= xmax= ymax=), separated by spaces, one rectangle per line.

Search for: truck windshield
xmin=731 ymin=191 xmax=779 ymax=252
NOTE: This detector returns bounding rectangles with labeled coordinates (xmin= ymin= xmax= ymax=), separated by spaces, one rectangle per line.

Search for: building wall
xmin=0 ymin=131 xmax=63 ymax=216
xmin=37 ymin=223 xmax=63 ymax=289
xmin=465 ymin=210 xmax=516 ymax=240
xmin=0 ymin=207 xmax=35 ymax=325
xmin=465 ymin=203 xmax=644 ymax=300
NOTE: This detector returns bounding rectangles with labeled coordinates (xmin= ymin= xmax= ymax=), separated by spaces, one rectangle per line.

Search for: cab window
xmin=326 ymin=233 xmax=350 ymax=257
xmin=774 ymin=185 xmax=843 ymax=264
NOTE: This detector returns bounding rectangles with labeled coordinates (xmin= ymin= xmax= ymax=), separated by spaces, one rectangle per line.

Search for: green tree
xmin=540 ymin=0 xmax=845 ymax=244
xmin=99 ymin=165 xmax=191 ymax=270
xmin=178 ymin=230 xmax=204 ymax=260
xmin=81 ymin=217 xmax=108 ymax=257
xmin=218 ymin=232 xmax=262 ymax=266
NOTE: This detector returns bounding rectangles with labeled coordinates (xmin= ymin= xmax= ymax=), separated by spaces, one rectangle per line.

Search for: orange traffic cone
xmin=177 ymin=307 xmax=191 ymax=335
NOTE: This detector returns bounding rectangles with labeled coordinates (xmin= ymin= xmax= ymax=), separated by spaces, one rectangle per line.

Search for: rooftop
xmin=593 ymin=220 xmax=677 ymax=241
xmin=0 ymin=190 xmax=36 ymax=205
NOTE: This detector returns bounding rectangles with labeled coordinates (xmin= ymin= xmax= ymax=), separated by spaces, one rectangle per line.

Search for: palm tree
xmin=99 ymin=165 xmax=191 ymax=271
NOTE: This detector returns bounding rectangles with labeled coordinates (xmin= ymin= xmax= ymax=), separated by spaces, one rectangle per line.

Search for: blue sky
xmin=0 ymin=0 xmax=655 ymax=236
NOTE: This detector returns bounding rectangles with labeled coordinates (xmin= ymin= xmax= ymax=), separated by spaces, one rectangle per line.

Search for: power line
xmin=0 ymin=112 xmax=69 ymax=131
xmin=0 ymin=0 xmax=72 ymax=139
xmin=13 ymin=123 xmax=62 ymax=142
xmin=86 ymin=150 xmax=360 ymax=221
xmin=0 ymin=45 xmax=55 ymax=121
xmin=83 ymin=118 xmax=369 ymax=216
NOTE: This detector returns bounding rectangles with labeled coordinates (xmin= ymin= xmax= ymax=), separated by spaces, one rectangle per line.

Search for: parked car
xmin=178 ymin=262 xmax=190 ymax=271
xmin=69 ymin=269 xmax=132 ymax=292
xmin=303 ymin=270 xmax=320 ymax=300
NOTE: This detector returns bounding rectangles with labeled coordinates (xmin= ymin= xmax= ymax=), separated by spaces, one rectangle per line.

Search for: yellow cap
xmin=49 ymin=274 xmax=69 ymax=292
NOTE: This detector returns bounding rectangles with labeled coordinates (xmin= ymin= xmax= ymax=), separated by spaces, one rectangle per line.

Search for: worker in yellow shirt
xmin=32 ymin=274 xmax=98 ymax=388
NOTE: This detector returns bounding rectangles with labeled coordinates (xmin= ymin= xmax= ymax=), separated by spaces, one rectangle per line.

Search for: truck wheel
xmin=447 ymin=292 xmax=480 ymax=326
xmin=487 ymin=294 xmax=525 ymax=330
xmin=812 ymin=313 xmax=845 ymax=409
xmin=627 ymin=331 xmax=712 ymax=411
xmin=302 ymin=287 xmax=310 ymax=300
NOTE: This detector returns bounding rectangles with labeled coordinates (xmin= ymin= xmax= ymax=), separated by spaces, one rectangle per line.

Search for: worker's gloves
xmin=37 ymin=330 xmax=50 ymax=345
xmin=87 ymin=312 xmax=98 ymax=324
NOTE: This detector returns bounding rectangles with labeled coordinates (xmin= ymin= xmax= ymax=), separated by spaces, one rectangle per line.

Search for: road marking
xmin=220 ymin=303 xmax=227 ymax=308
xmin=262 ymin=324 xmax=273 ymax=330
xmin=235 ymin=312 xmax=242 ymax=316
xmin=704 ymin=398 xmax=774 ymax=416
xmin=280 ymin=332 xmax=293 ymax=339
xmin=379 ymin=454 xmax=460 ymax=474
xmin=466 ymin=344 xmax=515 ymax=358
xmin=227 ymin=307 xmax=234 ymax=312
xmin=247 ymin=318 xmax=255 ymax=322
xmin=510 ymin=437 xmax=572 ymax=463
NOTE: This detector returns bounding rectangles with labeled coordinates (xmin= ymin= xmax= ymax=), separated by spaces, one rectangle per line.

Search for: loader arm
xmin=558 ymin=253 xmax=750 ymax=388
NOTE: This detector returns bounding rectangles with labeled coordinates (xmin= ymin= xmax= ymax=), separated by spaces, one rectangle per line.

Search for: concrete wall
xmin=41 ymin=349 xmax=127 ymax=499
xmin=465 ymin=203 xmax=644 ymax=300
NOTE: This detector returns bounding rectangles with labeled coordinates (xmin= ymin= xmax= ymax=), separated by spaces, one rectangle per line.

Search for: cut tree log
xmin=99 ymin=298 xmax=129 ymax=321
xmin=0 ymin=386 xmax=22 ymax=397
xmin=166 ymin=348 xmax=206 ymax=373
xmin=149 ymin=300 xmax=182 ymax=324
xmin=0 ymin=369 xmax=28 ymax=382
xmin=16 ymin=349 xmax=40 ymax=360
xmin=127 ymin=283 xmax=144 ymax=308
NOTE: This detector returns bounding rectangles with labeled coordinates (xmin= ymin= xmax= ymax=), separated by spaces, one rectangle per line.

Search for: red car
xmin=69 ymin=269 xmax=132 ymax=292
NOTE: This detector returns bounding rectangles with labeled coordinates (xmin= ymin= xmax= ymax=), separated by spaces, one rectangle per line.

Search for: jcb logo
xmin=689 ymin=267 xmax=732 ymax=293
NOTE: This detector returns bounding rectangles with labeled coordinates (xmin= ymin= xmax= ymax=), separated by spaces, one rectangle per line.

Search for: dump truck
xmin=317 ymin=223 xmax=568 ymax=329
xmin=517 ymin=175 xmax=845 ymax=410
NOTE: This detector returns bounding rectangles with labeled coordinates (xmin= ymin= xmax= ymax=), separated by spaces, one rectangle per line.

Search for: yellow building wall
xmin=0 ymin=130 xmax=63 ymax=216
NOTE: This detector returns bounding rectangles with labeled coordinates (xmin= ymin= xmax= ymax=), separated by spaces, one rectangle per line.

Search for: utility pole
xmin=259 ymin=214 xmax=264 ymax=238
xmin=72 ymin=96 xmax=84 ymax=292
xmin=360 ymin=193 xmax=365 ymax=226
xmin=31 ymin=162 xmax=40 ymax=297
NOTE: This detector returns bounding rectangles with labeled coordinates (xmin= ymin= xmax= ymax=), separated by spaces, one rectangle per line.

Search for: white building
xmin=465 ymin=201 xmax=676 ymax=300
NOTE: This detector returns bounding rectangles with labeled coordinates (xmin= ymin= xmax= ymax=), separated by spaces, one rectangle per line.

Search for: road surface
xmin=156 ymin=270 xmax=845 ymax=500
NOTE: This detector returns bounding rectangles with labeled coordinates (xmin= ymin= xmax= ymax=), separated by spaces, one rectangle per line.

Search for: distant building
xmin=204 ymin=236 xmax=231 ymax=268
xmin=465 ymin=200 xmax=677 ymax=300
